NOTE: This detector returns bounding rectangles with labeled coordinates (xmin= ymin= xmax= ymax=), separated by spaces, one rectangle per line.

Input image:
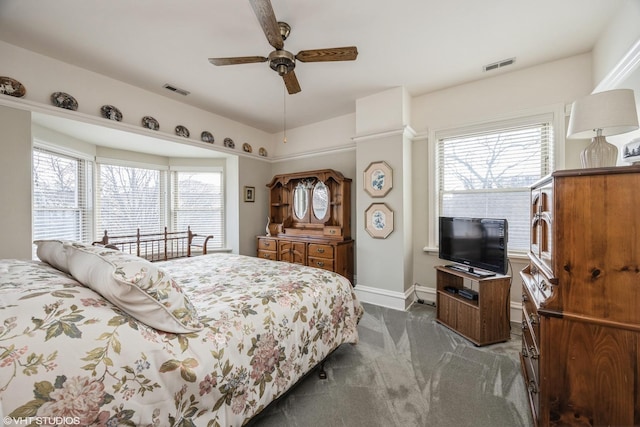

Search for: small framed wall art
xmin=364 ymin=161 xmax=393 ymax=197
xmin=365 ymin=203 xmax=394 ymax=239
xmin=622 ymin=137 xmax=640 ymax=164
xmin=244 ymin=186 xmax=255 ymax=202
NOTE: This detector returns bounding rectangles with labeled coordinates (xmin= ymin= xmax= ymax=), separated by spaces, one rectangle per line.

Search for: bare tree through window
xmin=438 ymin=122 xmax=552 ymax=252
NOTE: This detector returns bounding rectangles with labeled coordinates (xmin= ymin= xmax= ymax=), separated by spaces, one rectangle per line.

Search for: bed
xmin=0 ymin=241 xmax=363 ymax=426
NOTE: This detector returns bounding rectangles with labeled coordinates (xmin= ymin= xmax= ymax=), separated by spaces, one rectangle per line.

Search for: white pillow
xmin=33 ymin=239 xmax=74 ymax=273
xmin=64 ymin=243 xmax=203 ymax=333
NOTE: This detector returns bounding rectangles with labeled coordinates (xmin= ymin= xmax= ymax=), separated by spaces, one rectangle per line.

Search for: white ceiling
xmin=0 ymin=0 xmax=625 ymax=134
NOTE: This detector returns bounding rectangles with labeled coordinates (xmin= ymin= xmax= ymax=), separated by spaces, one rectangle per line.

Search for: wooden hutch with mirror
xmin=257 ymin=169 xmax=354 ymax=284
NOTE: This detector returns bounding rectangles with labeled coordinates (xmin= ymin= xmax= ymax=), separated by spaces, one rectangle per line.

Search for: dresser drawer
xmin=522 ymin=287 xmax=540 ymax=343
xmin=257 ymin=250 xmax=277 ymax=261
xmin=323 ymin=226 xmax=342 ymax=237
xmin=522 ymin=317 xmax=540 ymax=386
xmin=308 ymin=257 xmax=334 ymax=271
xmin=258 ymin=238 xmax=277 ymax=251
xmin=308 ymin=244 xmax=334 ymax=259
xmin=520 ymin=350 xmax=539 ymax=424
xmin=521 ymin=290 xmax=540 ymax=424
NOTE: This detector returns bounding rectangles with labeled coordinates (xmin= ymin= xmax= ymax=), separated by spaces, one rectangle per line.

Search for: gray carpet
xmin=249 ymin=302 xmax=534 ymax=427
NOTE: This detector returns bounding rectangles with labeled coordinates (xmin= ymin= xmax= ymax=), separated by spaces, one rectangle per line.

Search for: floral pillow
xmin=64 ymin=243 xmax=203 ymax=333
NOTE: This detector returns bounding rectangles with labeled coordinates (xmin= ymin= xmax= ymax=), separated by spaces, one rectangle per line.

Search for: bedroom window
xmin=97 ymin=163 xmax=164 ymax=236
xmin=96 ymin=162 xmax=225 ymax=249
xmin=171 ymin=170 xmax=224 ymax=248
xmin=32 ymin=147 xmax=93 ymax=253
xmin=436 ymin=114 xmax=554 ymax=253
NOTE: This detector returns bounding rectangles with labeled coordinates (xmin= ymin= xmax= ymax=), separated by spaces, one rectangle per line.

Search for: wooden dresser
xmin=257 ymin=169 xmax=354 ymax=284
xmin=521 ymin=166 xmax=640 ymax=426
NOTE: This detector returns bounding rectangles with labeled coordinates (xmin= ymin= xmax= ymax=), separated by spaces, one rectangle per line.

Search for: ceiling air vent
xmin=483 ymin=57 xmax=516 ymax=72
xmin=163 ymin=83 xmax=190 ymax=96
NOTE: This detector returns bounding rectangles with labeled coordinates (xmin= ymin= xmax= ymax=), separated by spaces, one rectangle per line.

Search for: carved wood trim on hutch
xmin=257 ymin=169 xmax=354 ymax=284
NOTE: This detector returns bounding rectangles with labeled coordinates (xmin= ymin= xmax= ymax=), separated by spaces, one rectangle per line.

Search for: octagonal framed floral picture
xmin=363 ymin=161 xmax=392 ymax=197
xmin=365 ymin=203 xmax=394 ymax=239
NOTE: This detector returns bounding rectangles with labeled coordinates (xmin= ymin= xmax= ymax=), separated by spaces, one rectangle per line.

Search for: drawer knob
xmin=317 ymin=248 xmax=325 ymax=253
xmin=316 ymin=261 xmax=324 ymax=267
xmin=264 ymin=241 xmax=270 ymax=247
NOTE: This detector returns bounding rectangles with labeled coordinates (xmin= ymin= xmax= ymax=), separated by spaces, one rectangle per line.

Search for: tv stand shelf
xmin=444 ymin=264 xmax=496 ymax=278
xmin=435 ymin=265 xmax=511 ymax=346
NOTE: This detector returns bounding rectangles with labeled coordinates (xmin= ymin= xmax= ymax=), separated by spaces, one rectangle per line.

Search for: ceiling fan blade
xmin=208 ymin=56 xmax=268 ymax=66
xmin=282 ymin=71 xmax=301 ymax=94
xmin=296 ymin=47 xmax=358 ymax=63
xmin=249 ymin=0 xmax=284 ymax=50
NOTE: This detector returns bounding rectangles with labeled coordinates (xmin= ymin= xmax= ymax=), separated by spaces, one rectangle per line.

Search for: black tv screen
xmin=438 ymin=217 xmax=508 ymax=275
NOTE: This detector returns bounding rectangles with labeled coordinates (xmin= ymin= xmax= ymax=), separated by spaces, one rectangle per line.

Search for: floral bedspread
xmin=0 ymin=254 xmax=363 ymax=426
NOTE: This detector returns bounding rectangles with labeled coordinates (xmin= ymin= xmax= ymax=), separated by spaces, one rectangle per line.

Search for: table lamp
xmin=566 ymin=88 xmax=639 ymax=168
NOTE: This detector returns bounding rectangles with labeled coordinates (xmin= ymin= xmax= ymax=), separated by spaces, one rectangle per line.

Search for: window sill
xmin=422 ymin=246 xmax=529 ymax=261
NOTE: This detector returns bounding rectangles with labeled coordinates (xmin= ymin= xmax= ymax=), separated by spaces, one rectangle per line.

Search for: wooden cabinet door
xmin=436 ymin=293 xmax=458 ymax=329
xmin=279 ymin=240 xmax=306 ymax=265
xmin=456 ymin=302 xmax=480 ymax=341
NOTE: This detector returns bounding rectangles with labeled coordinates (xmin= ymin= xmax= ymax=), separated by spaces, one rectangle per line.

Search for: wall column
xmin=354 ymin=87 xmax=414 ymax=310
xmin=0 ymin=105 xmax=32 ymax=259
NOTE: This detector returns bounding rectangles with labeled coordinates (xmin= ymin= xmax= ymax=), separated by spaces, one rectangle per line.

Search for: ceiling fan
xmin=208 ymin=0 xmax=358 ymax=94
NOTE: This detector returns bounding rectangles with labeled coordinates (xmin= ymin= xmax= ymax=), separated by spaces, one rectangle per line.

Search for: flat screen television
xmin=438 ymin=216 xmax=508 ymax=276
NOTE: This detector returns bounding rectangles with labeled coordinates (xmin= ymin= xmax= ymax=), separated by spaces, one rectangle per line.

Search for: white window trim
xmin=32 ymin=145 xmax=94 ymax=256
xmin=170 ymin=169 xmax=225 ymax=248
xmin=95 ymin=156 xmax=170 ymax=170
xmin=34 ymin=139 xmax=94 ymax=161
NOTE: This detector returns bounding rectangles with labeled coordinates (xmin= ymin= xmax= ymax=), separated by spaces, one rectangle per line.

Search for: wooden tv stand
xmin=435 ymin=265 xmax=511 ymax=346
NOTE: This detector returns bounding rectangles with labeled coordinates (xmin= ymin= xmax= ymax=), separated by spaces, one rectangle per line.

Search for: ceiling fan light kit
xmin=208 ymin=0 xmax=358 ymax=94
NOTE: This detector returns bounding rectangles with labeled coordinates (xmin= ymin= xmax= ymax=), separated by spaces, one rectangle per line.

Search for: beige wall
xmin=0 ymin=106 xmax=32 ymax=259
xmin=410 ymin=53 xmax=595 ymax=309
xmin=237 ymin=156 xmax=272 ymax=256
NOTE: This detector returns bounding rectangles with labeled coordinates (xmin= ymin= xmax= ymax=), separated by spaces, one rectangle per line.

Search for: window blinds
xmin=171 ymin=171 xmax=225 ymax=248
xmin=97 ymin=164 xmax=163 ymax=237
xmin=32 ymin=147 xmax=93 ymax=252
xmin=436 ymin=118 xmax=553 ymax=253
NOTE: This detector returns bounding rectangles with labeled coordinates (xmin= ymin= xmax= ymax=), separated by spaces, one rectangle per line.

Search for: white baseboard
xmin=353 ymin=284 xmax=413 ymax=311
xmin=355 ymin=283 xmax=522 ymax=323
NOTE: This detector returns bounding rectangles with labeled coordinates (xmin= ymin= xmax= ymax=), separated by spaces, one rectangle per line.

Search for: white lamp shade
xmin=567 ymin=88 xmax=639 ymax=139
